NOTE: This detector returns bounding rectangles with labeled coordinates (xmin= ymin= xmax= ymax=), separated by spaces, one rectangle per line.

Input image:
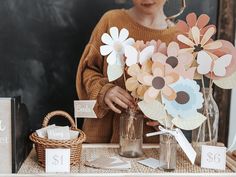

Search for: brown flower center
xmin=175 ymin=91 xmax=190 ymax=104
xmin=166 ymin=56 xmax=178 ymax=68
xmin=194 ymin=44 xmax=204 ymax=52
xmin=152 ymin=77 xmax=165 ymax=90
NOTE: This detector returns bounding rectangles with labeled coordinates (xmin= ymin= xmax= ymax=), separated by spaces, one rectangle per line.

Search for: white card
xmin=74 ymin=100 xmax=97 ymax=118
xmin=138 ymin=158 xmax=162 ymax=169
xmin=47 ymin=126 xmax=70 ymax=140
xmin=172 ymin=128 xmax=196 ymax=164
xmin=201 ymin=145 xmax=226 ymax=170
xmin=45 ymin=149 xmax=70 ymax=173
xmin=36 ymin=124 xmax=56 ymax=138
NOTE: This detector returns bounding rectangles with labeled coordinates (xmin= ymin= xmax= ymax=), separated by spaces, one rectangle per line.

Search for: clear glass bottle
xmin=160 ymin=134 xmax=177 ymax=171
xmin=119 ymin=108 xmax=143 ymax=158
xmin=192 ymin=87 xmax=219 ymax=164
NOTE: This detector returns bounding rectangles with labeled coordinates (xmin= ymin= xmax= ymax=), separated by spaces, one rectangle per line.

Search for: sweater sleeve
xmin=76 ymin=12 xmax=115 ymax=118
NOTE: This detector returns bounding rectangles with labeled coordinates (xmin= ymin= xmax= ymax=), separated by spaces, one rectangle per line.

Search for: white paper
xmin=172 ymin=128 xmax=196 ymax=164
xmin=45 ymin=149 xmax=70 ymax=173
xmin=138 ymin=158 xmax=161 ymax=169
xmin=70 ymin=130 xmax=79 ymax=139
xmin=201 ymin=145 xmax=226 ymax=170
xmin=36 ymin=124 xmax=56 ymax=138
xmin=47 ymin=126 xmax=70 ymax=140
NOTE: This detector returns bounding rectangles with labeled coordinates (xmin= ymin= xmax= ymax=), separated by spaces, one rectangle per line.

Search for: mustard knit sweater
xmin=76 ymin=9 xmax=179 ymax=143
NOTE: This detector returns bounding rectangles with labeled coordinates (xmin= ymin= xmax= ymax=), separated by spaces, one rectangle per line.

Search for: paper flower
xmin=177 ymin=26 xmax=222 ymax=55
xmin=146 ymin=40 xmax=167 ymax=54
xmin=138 ymin=62 xmax=179 ymax=102
xmin=125 ymin=62 xmax=150 ymax=99
xmin=152 ymin=42 xmax=195 ymax=79
xmin=176 ymin=12 xmax=216 ymax=37
xmin=162 ymin=78 xmax=204 ymax=118
xmin=100 ymin=27 xmax=135 ymax=66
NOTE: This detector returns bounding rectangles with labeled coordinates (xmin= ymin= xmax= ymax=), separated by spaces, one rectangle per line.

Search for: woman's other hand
xmin=104 ymin=86 xmax=135 ymax=114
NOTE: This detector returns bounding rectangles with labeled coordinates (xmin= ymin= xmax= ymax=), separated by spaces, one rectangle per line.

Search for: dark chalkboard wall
xmin=0 ymin=0 xmax=218 ymax=131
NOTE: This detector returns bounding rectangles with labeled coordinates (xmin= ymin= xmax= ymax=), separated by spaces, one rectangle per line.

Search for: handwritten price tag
xmin=45 ymin=149 xmax=70 ymax=173
xmin=201 ymin=145 xmax=226 ymax=170
xmin=74 ymin=100 xmax=97 ymax=118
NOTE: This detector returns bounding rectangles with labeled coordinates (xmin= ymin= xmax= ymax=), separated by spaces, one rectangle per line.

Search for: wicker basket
xmin=29 ymin=110 xmax=86 ymax=167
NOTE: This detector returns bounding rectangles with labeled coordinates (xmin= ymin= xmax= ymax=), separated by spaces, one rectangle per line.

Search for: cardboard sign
xmin=45 ymin=149 xmax=70 ymax=173
xmin=74 ymin=100 xmax=97 ymax=118
xmin=201 ymin=145 xmax=226 ymax=170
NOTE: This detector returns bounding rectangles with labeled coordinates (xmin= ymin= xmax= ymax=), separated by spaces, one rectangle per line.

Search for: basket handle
xmin=42 ymin=110 xmax=76 ymax=129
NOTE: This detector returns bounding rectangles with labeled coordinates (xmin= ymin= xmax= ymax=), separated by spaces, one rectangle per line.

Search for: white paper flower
xmin=162 ymin=77 xmax=204 ymax=118
xmin=100 ymin=27 xmax=135 ymax=66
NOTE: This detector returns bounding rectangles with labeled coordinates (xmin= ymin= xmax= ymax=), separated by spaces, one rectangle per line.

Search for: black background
xmin=0 ymin=0 xmax=218 ymax=131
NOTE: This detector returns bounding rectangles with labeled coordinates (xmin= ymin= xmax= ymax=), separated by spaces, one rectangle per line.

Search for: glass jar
xmin=192 ymin=87 xmax=219 ymax=164
xmin=119 ymin=108 xmax=143 ymax=158
xmin=160 ymin=134 xmax=177 ymax=171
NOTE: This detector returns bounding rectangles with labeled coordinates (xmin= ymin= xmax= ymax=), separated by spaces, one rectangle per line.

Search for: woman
xmin=76 ymin=0 xmax=179 ymax=143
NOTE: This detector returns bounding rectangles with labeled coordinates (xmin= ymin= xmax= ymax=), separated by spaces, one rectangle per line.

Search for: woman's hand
xmin=104 ymin=86 xmax=135 ymax=114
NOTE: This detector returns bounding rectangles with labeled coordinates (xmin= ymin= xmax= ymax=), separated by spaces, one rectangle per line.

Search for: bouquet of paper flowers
xmin=99 ymin=12 xmax=236 ymax=164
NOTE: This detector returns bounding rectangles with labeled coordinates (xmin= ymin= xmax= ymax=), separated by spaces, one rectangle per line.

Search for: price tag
xmin=74 ymin=100 xmax=97 ymax=118
xmin=201 ymin=145 xmax=226 ymax=170
xmin=45 ymin=149 xmax=70 ymax=173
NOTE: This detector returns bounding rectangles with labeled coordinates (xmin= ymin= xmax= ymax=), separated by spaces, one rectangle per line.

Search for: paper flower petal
xmin=191 ymin=26 xmax=201 ymax=45
xmin=186 ymin=13 xmax=197 ymax=28
xmin=100 ymin=45 xmax=113 ymax=56
xmin=125 ymin=45 xmax=138 ymax=66
xmin=167 ymin=42 xmax=179 ymax=57
xmin=137 ymin=72 xmax=152 ymax=85
xmin=176 ymin=20 xmax=189 ymax=33
xmin=200 ymin=27 xmax=215 ymax=46
xmin=141 ymin=60 xmax=152 ymax=73
xmin=109 ymin=27 xmax=119 ymax=40
xmin=119 ymin=28 xmax=129 ymax=42
xmin=178 ymin=53 xmax=194 ymax=67
xmin=139 ymin=46 xmax=155 ymax=64
xmin=152 ymin=53 xmax=167 ymax=63
xmin=137 ymin=85 xmax=148 ymax=98
xmin=204 ymin=41 xmax=222 ymax=50
xmin=172 ymin=113 xmax=207 ymax=130
xmin=162 ymin=86 xmax=176 ymax=101
xmin=165 ymin=72 xmax=179 ymax=85
xmin=101 ymin=33 xmax=113 ymax=45
xmin=177 ymin=34 xmax=195 ymax=47
xmin=138 ymin=100 xmax=170 ymax=127
xmin=196 ymin=14 xmax=210 ymax=29
xmin=124 ymin=38 xmax=135 ymax=46
xmin=152 ymin=62 xmax=164 ymax=77
xmin=213 ymin=71 xmax=236 ymax=89
xmin=127 ymin=64 xmax=141 ymax=77
xmin=107 ymin=64 xmax=124 ymax=82
xmin=125 ymin=77 xmax=139 ymax=91
xmin=144 ymin=87 xmax=160 ymax=102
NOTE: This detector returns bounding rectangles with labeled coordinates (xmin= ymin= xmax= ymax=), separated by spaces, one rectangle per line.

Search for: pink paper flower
xmin=176 ymin=12 xmax=216 ymax=37
xmin=138 ymin=62 xmax=179 ymax=102
xmin=152 ymin=42 xmax=196 ymax=80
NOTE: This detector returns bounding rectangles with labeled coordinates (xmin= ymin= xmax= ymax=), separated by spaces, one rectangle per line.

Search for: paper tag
xmin=138 ymin=158 xmax=162 ymax=169
xmin=201 ymin=145 xmax=226 ymax=170
xmin=172 ymin=128 xmax=196 ymax=164
xmin=47 ymin=126 xmax=70 ymax=140
xmin=69 ymin=130 xmax=79 ymax=139
xmin=36 ymin=124 xmax=56 ymax=138
xmin=74 ymin=100 xmax=97 ymax=118
xmin=45 ymin=149 xmax=70 ymax=173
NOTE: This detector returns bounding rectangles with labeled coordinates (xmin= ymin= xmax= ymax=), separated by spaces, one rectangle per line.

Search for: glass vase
xmin=160 ymin=134 xmax=177 ymax=171
xmin=192 ymin=87 xmax=219 ymax=164
xmin=119 ymin=108 xmax=143 ymax=158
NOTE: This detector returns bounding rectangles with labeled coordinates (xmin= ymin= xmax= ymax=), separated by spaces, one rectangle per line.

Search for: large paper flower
xmin=152 ymin=42 xmax=195 ymax=79
xmin=138 ymin=62 xmax=179 ymax=102
xmin=176 ymin=12 xmax=216 ymax=37
xmin=100 ymin=27 xmax=135 ymax=66
xmin=177 ymin=26 xmax=222 ymax=56
xmin=162 ymin=78 xmax=204 ymax=119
